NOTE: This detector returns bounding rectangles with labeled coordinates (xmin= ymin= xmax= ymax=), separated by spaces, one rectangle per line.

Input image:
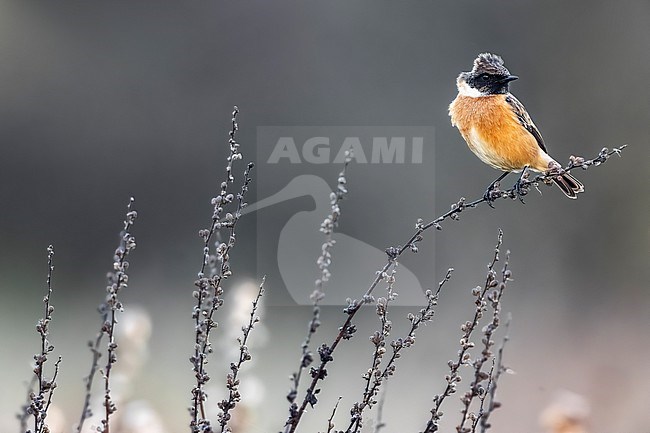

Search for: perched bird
xmin=449 ymin=52 xmax=583 ymax=201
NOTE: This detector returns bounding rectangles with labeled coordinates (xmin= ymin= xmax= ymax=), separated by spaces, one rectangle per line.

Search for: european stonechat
xmin=449 ymin=53 xmax=584 ymax=200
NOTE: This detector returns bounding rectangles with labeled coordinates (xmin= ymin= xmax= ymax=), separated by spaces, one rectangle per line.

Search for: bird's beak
xmin=499 ymin=75 xmax=519 ymax=83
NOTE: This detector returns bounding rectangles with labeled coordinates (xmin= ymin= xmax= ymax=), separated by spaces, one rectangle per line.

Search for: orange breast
xmin=449 ymin=95 xmax=545 ymax=171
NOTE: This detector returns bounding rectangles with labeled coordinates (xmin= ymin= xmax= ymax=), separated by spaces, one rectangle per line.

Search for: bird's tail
xmin=552 ymin=172 xmax=584 ymax=199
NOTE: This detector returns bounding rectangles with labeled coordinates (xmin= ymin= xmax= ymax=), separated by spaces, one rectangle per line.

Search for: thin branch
xmin=470 ymin=360 xmax=495 ymax=433
xmin=324 ymin=397 xmax=342 ymax=433
xmin=100 ymin=198 xmax=138 ymax=433
xmin=28 ymin=245 xmax=59 ymax=433
xmin=77 ymin=318 xmax=103 ymax=431
xmin=284 ymin=146 xmax=625 ymax=433
xmin=346 ymin=267 xmax=398 ymax=433
xmin=217 ymin=277 xmax=266 ymax=433
xmin=190 ymin=106 xmax=254 ymax=433
xmin=76 ymin=198 xmax=137 ymax=433
xmin=190 ymin=107 xmax=242 ymax=432
xmin=283 ymin=152 xmax=353 ymax=430
xmin=347 ymin=269 xmax=453 ymax=433
xmin=457 ymin=250 xmax=511 ymax=433
xmin=422 ymin=230 xmax=504 ymax=433
xmin=479 ymin=316 xmax=511 ymax=433
xmin=42 ymin=357 xmax=62 ymax=429
xmin=288 ymin=152 xmax=353 ymax=405
xmin=420 ymin=146 xmax=627 ymax=235
xmin=283 ymin=271 xmax=381 ymax=433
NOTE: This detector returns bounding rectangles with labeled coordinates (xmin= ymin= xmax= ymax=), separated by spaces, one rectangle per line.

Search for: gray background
xmin=0 ymin=2 xmax=648 ymax=432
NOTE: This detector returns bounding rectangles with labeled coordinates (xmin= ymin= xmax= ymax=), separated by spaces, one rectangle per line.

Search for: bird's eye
xmin=479 ymin=74 xmax=490 ymax=81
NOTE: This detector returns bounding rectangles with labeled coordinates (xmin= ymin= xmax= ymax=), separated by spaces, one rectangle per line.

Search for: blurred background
xmin=0 ymin=1 xmax=648 ymax=432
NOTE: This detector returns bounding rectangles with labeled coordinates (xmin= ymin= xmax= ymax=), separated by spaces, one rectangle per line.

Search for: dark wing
xmin=505 ymin=94 xmax=547 ymax=153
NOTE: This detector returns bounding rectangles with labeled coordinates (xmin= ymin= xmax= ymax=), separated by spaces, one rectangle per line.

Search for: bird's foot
xmin=513 ymin=166 xmax=530 ymax=204
xmin=483 ymin=172 xmax=510 ymax=208
xmin=483 ymin=182 xmax=502 ymax=208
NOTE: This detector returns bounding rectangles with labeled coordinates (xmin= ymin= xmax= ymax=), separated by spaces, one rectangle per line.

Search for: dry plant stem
xmin=284 ymin=146 xmax=624 ymax=433
xmin=284 ymin=259 xmax=391 ymax=433
xmin=42 ymin=358 xmax=62 ymax=428
xmin=192 ymin=162 xmax=253 ymax=430
xmin=479 ymin=317 xmax=511 ymax=433
xmin=457 ymin=252 xmax=511 ymax=433
xmin=324 ymin=397 xmax=342 ymax=433
xmin=347 ymin=268 xmax=399 ymax=433
xmin=470 ymin=361 xmax=495 ymax=433
xmin=190 ymin=106 xmax=254 ymax=432
xmin=101 ymin=198 xmax=138 ymax=433
xmin=479 ymin=146 xmax=626 ymax=205
xmin=77 ymin=316 xmax=104 ymax=431
xmin=421 ymin=146 xmax=627 ymax=234
xmin=76 ymin=198 xmax=137 ymax=433
xmin=217 ymin=278 xmax=266 ymax=433
xmin=190 ymin=107 xmax=241 ymax=430
xmin=347 ymin=269 xmax=452 ymax=433
xmin=423 ymin=231 xmax=507 ymax=433
xmin=29 ymin=245 xmax=60 ymax=433
xmin=287 ymin=153 xmax=353 ymax=406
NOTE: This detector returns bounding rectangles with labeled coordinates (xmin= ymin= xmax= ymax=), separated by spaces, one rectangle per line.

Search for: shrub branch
xmin=217 ymin=277 xmax=266 ymax=433
xmin=26 ymin=245 xmax=60 ymax=433
xmin=190 ymin=106 xmax=255 ymax=432
xmin=346 ymin=268 xmax=452 ymax=433
xmin=77 ymin=198 xmax=138 ymax=433
xmin=286 ymin=152 xmax=353 ymax=413
xmin=283 ymin=146 xmax=625 ymax=433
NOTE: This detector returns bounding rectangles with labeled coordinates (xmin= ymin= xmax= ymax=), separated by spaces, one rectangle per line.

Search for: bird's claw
xmin=513 ymin=179 xmax=527 ymax=203
xmin=483 ymin=183 xmax=500 ymax=208
xmin=513 ymin=166 xmax=530 ymax=204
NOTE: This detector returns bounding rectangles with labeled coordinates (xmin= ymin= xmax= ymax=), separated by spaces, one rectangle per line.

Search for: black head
xmin=457 ymin=53 xmax=518 ymax=96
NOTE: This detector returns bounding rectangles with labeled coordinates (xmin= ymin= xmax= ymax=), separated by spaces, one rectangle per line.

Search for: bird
xmin=448 ymin=52 xmax=584 ymax=202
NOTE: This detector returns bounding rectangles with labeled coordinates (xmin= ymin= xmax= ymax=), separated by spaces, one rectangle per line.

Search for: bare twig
xmin=347 ymin=269 xmax=453 ymax=433
xmin=217 ymin=277 xmax=266 ymax=433
xmin=284 ymin=152 xmax=353 ymax=429
xmin=287 ymin=152 xmax=352 ymax=406
xmin=324 ymin=397 xmax=342 ymax=433
xmin=42 ymin=357 xmax=62 ymax=429
xmin=479 ymin=316 xmax=511 ymax=433
xmin=100 ymin=198 xmax=138 ymax=433
xmin=346 ymin=268 xmax=398 ymax=433
xmin=190 ymin=106 xmax=255 ymax=433
xmin=485 ymin=146 xmax=628 ymax=203
xmin=76 ymin=198 xmax=137 ymax=433
xmin=190 ymin=107 xmax=242 ymax=432
xmin=283 ymin=146 xmax=625 ymax=433
xmin=456 ymin=250 xmax=511 ymax=433
xmin=422 ymin=230 xmax=504 ymax=433
xmin=420 ymin=146 xmax=627 ymax=236
xmin=28 ymin=245 xmax=60 ymax=433
xmin=77 ymin=321 xmax=102 ymax=431
xmin=471 ymin=360 xmax=495 ymax=433
xmin=285 ymin=196 xmax=390 ymax=433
